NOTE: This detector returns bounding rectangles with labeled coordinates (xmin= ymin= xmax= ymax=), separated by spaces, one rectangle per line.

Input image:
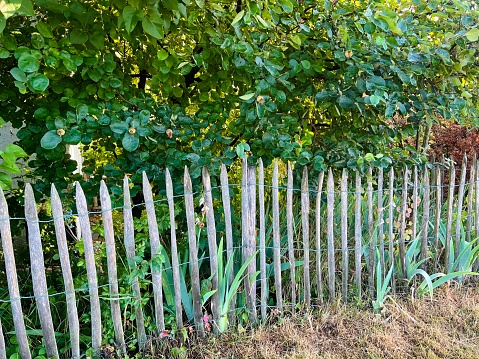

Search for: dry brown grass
xmin=150 ymin=284 xmax=479 ymax=359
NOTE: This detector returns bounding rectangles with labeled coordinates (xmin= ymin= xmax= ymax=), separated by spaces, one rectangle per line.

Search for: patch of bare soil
xmin=154 ymin=284 xmax=479 ymax=359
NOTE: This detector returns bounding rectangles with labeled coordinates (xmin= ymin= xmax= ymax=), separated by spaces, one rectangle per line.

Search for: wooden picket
xmin=0 ymin=156 xmax=478 ymax=358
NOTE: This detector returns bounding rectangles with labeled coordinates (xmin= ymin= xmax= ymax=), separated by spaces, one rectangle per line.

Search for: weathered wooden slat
xmin=25 ymin=184 xmax=59 ymax=359
xmin=455 ymin=155 xmax=467 ymax=256
xmin=246 ymin=164 xmax=257 ymax=322
xmin=165 ymin=169 xmax=184 ymax=331
xmin=433 ymin=165 xmax=442 ymax=252
xmin=302 ymin=167 xmax=311 ymax=307
xmin=420 ymin=169 xmax=430 ymax=268
xmin=142 ymin=172 xmax=165 ymax=333
xmin=286 ymin=163 xmax=296 ymax=307
xmin=445 ymin=163 xmax=455 ymax=272
xmin=399 ymin=168 xmax=409 ymax=279
xmin=184 ymin=168 xmax=204 ymax=337
xmin=220 ymin=164 xmax=234 ymax=287
xmin=466 ymin=155 xmax=475 ymax=242
xmin=51 ymin=184 xmax=80 ymax=358
xmin=258 ymin=159 xmax=267 ymax=320
xmin=355 ymin=171 xmax=363 ymax=299
xmin=315 ymin=171 xmax=325 ymax=304
xmin=388 ymin=168 xmax=396 ymax=293
xmin=0 ymin=319 xmax=6 ymax=359
xmin=202 ymin=167 xmax=221 ymax=332
xmin=0 ymin=188 xmax=30 ymax=359
xmin=340 ymin=169 xmax=348 ymax=303
xmin=122 ymin=177 xmax=147 ymax=347
xmin=272 ymin=161 xmax=283 ymax=311
xmin=475 ymin=157 xmax=479 ymax=272
xmin=99 ymin=181 xmax=126 ymax=352
xmin=411 ymin=167 xmax=419 ymax=248
xmin=377 ymin=167 xmax=385 ymax=281
xmin=327 ymin=168 xmax=336 ymax=300
xmin=367 ymin=167 xmax=374 ymax=295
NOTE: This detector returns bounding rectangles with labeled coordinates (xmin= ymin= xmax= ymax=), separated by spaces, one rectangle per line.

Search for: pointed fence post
xmin=25 ymin=184 xmax=59 ymax=359
xmin=142 ymin=172 xmax=165 ymax=333
xmin=455 ymin=156 xmax=467 ymax=256
xmin=272 ymin=161 xmax=283 ymax=311
xmin=367 ymin=168 xmax=374 ymax=296
xmin=377 ymin=168 xmax=385 ymax=281
xmin=0 ymin=319 xmax=6 ymax=359
xmin=420 ymin=169 xmax=430 ymax=268
xmin=327 ymin=168 xmax=336 ymax=300
xmin=388 ymin=168 xmax=396 ymax=293
xmin=445 ymin=163 xmax=456 ymax=272
xmin=202 ymin=167 xmax=221 ymax=333
xmin=286 ymin=163 xmax=296 ymax=307
xmin=76 ymin=182 xmax=102 ymax=352
xmin=302 ymin=167 xmax=311 ymax=307
xmin=466 ymin=155 xmax=476 ymax=242
xmin=122 ymin=177 xmax=147 ymax=347
xmin=355 ymin=171 xmax=363 ymax=299
xmin=165 ymin=169 xmax=184 ymax=332
xmin=0 ymin=188 xmax=31 ymax=359
xmin=184 ymin=168 xmax=205 ymax=337
xmin=99 ymin=181 xmax=126 ymax=353
xmin=315 ymin=171 xmax=325 ymax=304
xmin=258 ymin=159 xmax=267 ymax=321
xmin=399 ymin=167 xmax=409 ymax=279
xmin=51 ymin=184 xmax=80 ymax=359
xmin=340 ymin=169 xmax=348 ymax=303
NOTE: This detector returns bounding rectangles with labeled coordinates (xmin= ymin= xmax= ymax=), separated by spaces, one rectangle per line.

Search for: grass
xmin=122 ymin=283 xmax=479 ymax=359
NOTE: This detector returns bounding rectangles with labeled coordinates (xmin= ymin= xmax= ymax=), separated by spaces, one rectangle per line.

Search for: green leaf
xmin=36 ymin=22 xmax=53 ymax=38
xmin=276 ymin=90 xmax=286 ymax=103
xmin=70 ymin=28 xmax=88 ymax=44
xmin=10 ymin=67 xmax=26 ymax=82
xmin=239 ymin=93 xmax=255 ymax=101
xmin=369 ymin=95 xmax=381 ymax=105
xmin=0 ymin=173 xmax=12 ymax=190
xmin=301 ymin=60 xmax=311 ymax=69
xmin=109 ymin=77 xmax=122 ymax=88
xmin=157 ymin=49 xmax=169 ymax=60
xmin=123 ymin=6 xmax=140 ymax=33
xmin=28 ymin=73 xmax=49 ymax=92
xmin=18 ymin=0 xmax=33 ymax=16
xmin=18 ymin=53 xmax=40 ymax=73
xmin=0 ymin=0 xmax=22 ymax=19
xmin=338 ymin=95 xmax=355 ymax=109
xmin=231 ymin=10 xmax=244 ymax=26
xmin=110 ymin=121 xmax=128 ymax=134
xmin=465 ymin=28 xmax=479 ymax=42
xmin=0 ymin=47 xmax=9 ymax=58
xmin=63 ymin=128 xmax=81 ymax=144
xmin=142 ymin=17 xmax=164 ymax=39
xmin=0 ymin=13 xmax=5 ymax=33
xmin=122 ymin=133 xmax=139 ymax=151
xmin=5 ymin=144 xmax=27 ymax=157
xmin=40 ymin=130 xmax=62 ymax=150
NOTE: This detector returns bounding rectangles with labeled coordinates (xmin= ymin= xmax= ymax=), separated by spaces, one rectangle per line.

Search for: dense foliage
xmin=1 ymin=0 xmax=479 ymax=196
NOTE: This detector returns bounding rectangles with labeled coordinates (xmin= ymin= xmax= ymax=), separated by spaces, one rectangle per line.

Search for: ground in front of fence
xmin=131 ymin=284 xmax=479 ymax=359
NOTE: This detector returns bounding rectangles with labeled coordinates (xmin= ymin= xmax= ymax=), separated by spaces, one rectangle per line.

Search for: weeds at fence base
xmin=137 ymin=284 xmax=479 ymax=359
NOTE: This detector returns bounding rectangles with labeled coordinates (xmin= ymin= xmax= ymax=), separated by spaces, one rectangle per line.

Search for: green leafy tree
xmin=1 ymin=0 xmax=479 ymax=196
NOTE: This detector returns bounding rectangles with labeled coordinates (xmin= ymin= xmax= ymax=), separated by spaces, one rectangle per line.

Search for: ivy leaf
xmin=122 ymin=133 xmax=139 ymax=151
xmin=40 ymin=130 xmax=62 ymax=149
xmin=18 ymin=53 xmax=40 ymax=73
xmin=28 ymin=73 xmax=49 ymax=92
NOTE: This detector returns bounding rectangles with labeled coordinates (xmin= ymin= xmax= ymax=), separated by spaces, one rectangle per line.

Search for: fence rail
xmin=0 ymin=156 xmax=478 ymax=358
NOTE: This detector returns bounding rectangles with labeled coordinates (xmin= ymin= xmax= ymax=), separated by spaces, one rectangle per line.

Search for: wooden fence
xmin=0 ymin=156 xmax=479 ymax=358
